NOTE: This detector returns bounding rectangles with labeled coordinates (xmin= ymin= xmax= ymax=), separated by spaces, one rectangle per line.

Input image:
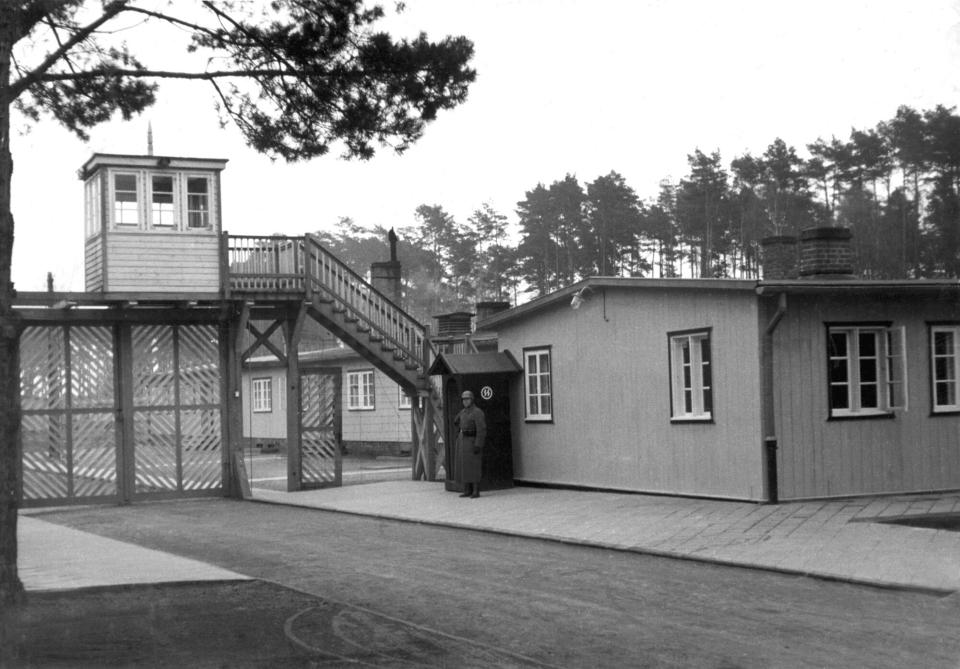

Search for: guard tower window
xmin=113 ymin=173 xmax=140 ymax=226
xmin=150 ymin=175 xmax=176 ymax=227
xmin=187 ymin=177 xmax=210 ymax=228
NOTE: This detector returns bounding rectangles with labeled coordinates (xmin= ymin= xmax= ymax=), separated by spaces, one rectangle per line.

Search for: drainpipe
xmin=760 ymin=290 xmax=787 ymax=504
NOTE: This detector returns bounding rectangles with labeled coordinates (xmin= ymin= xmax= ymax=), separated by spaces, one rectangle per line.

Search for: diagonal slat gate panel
xmin=134 ymin=409 xmax=179 ymax=493
xmin=71 ymin=326 xmax=114 ymax=409
xmin=72 ymin=413 xmax=118 ymax=497
xmin=179 ymin=325 xmax=220 ymax=405
xmin=180 ymin=409 xmax=221 ymax=491
xmin=133 ymin=325 xmax=175 ymax=407
xmin=300 ymin=372 xmax=340 ymax=488
xmin=20 ymin=413 xmax=68 ymax=500
xmin=20 ymin=327 xmax=66 ymax=411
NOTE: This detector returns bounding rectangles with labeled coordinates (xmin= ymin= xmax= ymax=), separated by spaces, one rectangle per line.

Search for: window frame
xmin=111 ymin=171 xmax=141 ymax=229
xmin=185 ymin=174 xmax=212 ymax=229
xmin=347 ymin=369 xmax=376 ymax=411
xmin=667 ymin=328 xmax=714 ymax=423
xmin=825 ymin=322 xmax=904 ymax=420
xmin=148 ymin=173 xmax=178 ymax=229
xmin=398 ymin=386 xmax=412 ymax=410
xmin=523 ymin=346 xmax=553 ymax=422
xmin=251 ymin=377 xmax=272 ymax=413
xmin=930 ymin=323 xmax=960 ymax=415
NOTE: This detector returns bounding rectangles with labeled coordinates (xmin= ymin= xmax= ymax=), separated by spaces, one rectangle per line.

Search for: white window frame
xmin=252 ymin=377 xmax=272 ymax=413
xmin=84 ymin=176 xmax=102 ymax=238
xmin=398 ymin=387 xmax=412 ymax=410
xmin=112 ymin=171 xmax=141 ymax=228
xmin=669 ymin=329 xmax=713 ymax=422
xmin=186 ymin=174 xmax=212 ymax=229
xmin=931 ymin=325 xmax=960 ymax=413
xmin=347 ymin=369 xmax=376 ymax=411
xmin=524 ymin=347 xmax=553 ymax=422
xmin=827 ymin=324 xmax=906 ymax=418
xmin=149 ymin=173 xmax=178 ymax=228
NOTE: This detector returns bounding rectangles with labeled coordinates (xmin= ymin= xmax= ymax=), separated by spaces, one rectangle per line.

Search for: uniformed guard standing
xmin=453 ymin=390 xmax=486 ymax=498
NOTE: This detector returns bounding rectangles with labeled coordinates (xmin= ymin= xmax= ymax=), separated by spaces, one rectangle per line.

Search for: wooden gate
xmin=296 ymin=368 xmax=341 ymax=489
xmin=19 ymin=323 xmax=224 ymax=506
xmin=20 ymin=325 xmax=119 ymax=506
xmin=128 ymin=324 xmax=223 ymax=499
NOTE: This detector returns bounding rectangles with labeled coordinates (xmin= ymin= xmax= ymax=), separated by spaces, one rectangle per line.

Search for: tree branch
xmin=9 ymin=0 xmax=129 ymax=99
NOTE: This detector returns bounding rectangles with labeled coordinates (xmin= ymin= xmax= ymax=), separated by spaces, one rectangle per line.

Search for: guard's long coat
xmin=454 ymin=405 xmax=486 ymax=484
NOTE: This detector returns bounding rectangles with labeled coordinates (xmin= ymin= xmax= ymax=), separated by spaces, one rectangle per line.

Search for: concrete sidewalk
xmin=18 ymin=481 xmax=960 ymax=595
xmin=251 ymin=481 xmax=960 ymax=595
xmin=18 ymin=515 xmax=249 ymax=591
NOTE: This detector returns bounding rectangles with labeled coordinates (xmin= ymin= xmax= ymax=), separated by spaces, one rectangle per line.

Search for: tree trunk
xmin=0 ymin=33 xmax=25 ymax=607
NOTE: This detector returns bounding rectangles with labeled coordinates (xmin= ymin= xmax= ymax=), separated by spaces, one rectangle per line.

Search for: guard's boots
xmin=471 ymin=485 xmax=480 ymax=499
xmin=459 ymin=484 xmax=472 ymax=498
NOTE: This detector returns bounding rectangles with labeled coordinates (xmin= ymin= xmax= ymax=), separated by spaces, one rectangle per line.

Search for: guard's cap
xmin=461 ymin=390 xmax=474 ymax=399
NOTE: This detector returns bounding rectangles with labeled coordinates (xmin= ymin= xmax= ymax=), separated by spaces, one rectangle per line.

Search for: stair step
xmin=368 ymin=333 xmax=384 ymax=342
xmin=355 ymin=324 xmax=371 ymax=333
xmin=332 ymin=306 xmax=347 ymax=314
xmin=343 ymin=315 xmax=359 ymax=323
xmin=313 ymin=296 xmax=334 ymax=304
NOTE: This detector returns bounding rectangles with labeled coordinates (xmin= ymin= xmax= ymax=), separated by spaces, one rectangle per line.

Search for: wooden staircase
xmin=224 ymin=234 xmax=445 ymax=480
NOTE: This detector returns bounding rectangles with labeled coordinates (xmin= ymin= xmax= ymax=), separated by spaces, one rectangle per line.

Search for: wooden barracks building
xmin=478 ymin=229 xmax=960 ymax=502
xmin=14 ymin=151 xmax=960 ymax=507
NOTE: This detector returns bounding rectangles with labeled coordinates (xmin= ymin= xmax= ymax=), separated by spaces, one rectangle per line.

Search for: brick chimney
xmin=760 ymin=236 xmax=799 ymax=280
xmin=434 ymin=311 xmax=474 ymax=336
xmin=370 ymin=228 xmax=402 ymax=304
xmin=475 ymin=300 xmax=511 ymax=323
xmin=799 ymin=227 xmax=854 ymax=279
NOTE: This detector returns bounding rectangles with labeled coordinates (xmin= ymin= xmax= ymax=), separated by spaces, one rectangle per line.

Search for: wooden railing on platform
xmin=224 ymin=234 xmax=305 ymax=293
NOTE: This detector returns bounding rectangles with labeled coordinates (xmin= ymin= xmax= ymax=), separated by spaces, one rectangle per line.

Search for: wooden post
xmin=220 ymin=232 xmax=231 ymax=298
xmin=221 ymin=316 xmax=244 ymax=499
xmin=285 ymin=306 xmax=306 ymax=492
xmin=423 ymin=388 xmax=435 ymax=481
xmin=116 ymin=324 xmax=135 ymax=504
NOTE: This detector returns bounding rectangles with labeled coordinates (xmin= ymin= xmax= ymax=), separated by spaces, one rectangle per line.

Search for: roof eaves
xmin=478 ymin=277 xmax=758 ymax=330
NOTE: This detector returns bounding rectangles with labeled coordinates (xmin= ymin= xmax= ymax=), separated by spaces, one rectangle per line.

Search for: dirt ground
xmin=1 ymin=580 xmax=546 ymax=668
xmin=3 ymin=581 xmax=327 ymax=668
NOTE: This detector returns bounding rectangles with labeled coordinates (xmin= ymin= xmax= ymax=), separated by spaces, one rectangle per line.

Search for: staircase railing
xmin=302 ymin=234 xmax=427 ymax=374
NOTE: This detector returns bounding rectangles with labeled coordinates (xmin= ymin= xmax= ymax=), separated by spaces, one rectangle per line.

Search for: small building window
xmin=827 ymin=324 xmax=906 ymax=418
xmin=150 ymin=174 xmax=176 ymax=227
xmin=398 ymin=387 xmax=412 ymax=410
xmin=669 ymin=329 xmax=712 ymax=421
xmin=524 ymin=347 xmax=552 ymax=421
xmin=113 ymin=173 xmax=140 ymax=227
xmin=187 ymin=176 xmax=211 ymax=228
xmin=348 ymin=370 xmax=375 ymax=410
xmin=252 ymin=377 xmax=272 ymax=413
xmin=931 ymin=325 xmax=960 ymax=413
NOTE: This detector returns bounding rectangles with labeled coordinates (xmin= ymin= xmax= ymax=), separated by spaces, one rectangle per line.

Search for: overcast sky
xmin=10 ymin=0 xmax=960 ymax=291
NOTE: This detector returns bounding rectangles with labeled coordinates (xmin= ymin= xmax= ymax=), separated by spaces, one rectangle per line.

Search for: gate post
xmin=116 ymin=325 xmax=135 ymax=504
xmin=284 ymin=305 xmax=307 ymax=492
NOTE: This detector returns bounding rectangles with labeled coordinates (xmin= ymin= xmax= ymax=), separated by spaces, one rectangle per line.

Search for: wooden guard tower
xmin=14 ymin=152 xmax=444 ymax=508
xmin=80 ymin=153 xmax=227 ymax=292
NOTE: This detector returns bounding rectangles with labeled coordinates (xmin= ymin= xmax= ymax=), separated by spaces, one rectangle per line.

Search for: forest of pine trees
xmin=315 ymin=104 xmax=960 ymax=323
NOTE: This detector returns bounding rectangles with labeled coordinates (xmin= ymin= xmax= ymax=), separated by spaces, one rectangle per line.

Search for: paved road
xmin=33 ymin=499 xmax=960 ymax=669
